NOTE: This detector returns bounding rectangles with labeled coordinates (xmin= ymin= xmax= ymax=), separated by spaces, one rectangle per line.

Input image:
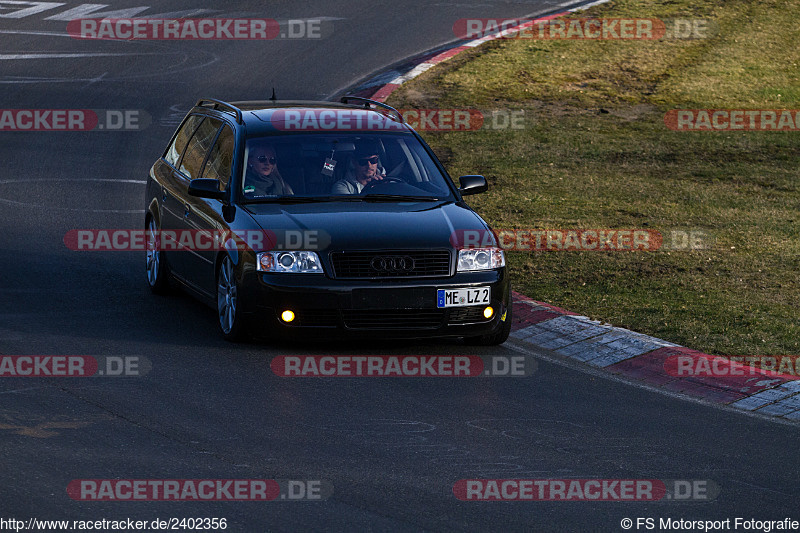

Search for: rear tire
xmin=146 ymin=216 xmax=171 ymax=294
xmin=464 ymin=299 xmax=512 ymax=346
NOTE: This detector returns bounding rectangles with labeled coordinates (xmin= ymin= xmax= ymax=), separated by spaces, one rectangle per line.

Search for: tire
xmin=216 ymin=255 xmax=248 ymax=341
xmin=146 ymin=216 xmax=171 ymax=294
xmin=464 ymin=298 xmax=512 ymax=346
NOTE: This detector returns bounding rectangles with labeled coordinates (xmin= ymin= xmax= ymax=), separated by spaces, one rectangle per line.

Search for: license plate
xmin=437 ymin=287 xmax=491 ymax=308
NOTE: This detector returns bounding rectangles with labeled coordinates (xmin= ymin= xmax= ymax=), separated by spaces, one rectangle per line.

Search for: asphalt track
xmin=0 ymin=1 xmax=798 ymax=531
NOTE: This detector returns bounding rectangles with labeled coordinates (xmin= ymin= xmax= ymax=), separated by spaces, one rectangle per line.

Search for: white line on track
xmin=0 ymin=179 xmax=147 ymax=185
xmin=0 ymin=178 xmax=147 ymax=213
xmin=0 ymin=28 xmax=217 ymax=82
xmin=0 ymin=52 xmax=155 ymax=59
xmin=0 ymin=197 xmax=146 ymax=213
xmin=0 ymin=29 xmax=72 ymax=37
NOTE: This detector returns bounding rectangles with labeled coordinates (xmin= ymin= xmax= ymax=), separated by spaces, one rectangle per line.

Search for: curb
xmin=510 ymin=292 xmax=800 ymax=422
xmin=347 ymin=2 xmax=600 ymax=102
xmin=344 ymin=3 xmax=800 ymax=423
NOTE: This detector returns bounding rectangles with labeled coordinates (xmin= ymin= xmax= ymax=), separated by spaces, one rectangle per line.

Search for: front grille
xmin=342 ymin=309 xmax=445 ymax=329
xmin=330 ymin=250 xmax=451 ymax=279
xmin=448 ymin=306 xmax=490 ymax=325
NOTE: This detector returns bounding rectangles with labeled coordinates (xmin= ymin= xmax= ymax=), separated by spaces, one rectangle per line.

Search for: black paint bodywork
xmin=145 ymin=100 xmax=511 ymax=340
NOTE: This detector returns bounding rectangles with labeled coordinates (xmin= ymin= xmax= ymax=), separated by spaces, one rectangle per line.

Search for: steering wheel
xmin=362 ymin=177 xmax=405 ymax=190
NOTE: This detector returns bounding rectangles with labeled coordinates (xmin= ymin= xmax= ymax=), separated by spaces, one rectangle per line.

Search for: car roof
xmin=192 ymin=97 xmax=413 ymax=136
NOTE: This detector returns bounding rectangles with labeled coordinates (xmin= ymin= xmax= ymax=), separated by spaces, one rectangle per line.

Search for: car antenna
xmin=270 ymin=88 xmax=277 ymax=101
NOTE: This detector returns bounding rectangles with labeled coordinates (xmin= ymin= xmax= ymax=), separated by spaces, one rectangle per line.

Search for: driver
xmin=331 ymin=143 xmax=385 ymax=194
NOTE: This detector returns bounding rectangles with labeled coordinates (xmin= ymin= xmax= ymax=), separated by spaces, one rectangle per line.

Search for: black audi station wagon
xmin=145 ymin=97 xmax=511 ymax=344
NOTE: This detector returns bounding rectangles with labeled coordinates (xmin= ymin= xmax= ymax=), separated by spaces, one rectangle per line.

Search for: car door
xmin=183 ymin=122 xmax=236 ymax=295
xmin=169 ymin=116 xmax=223 ymax=289
xmin=160 ymin=114 xmax=205 ymax=275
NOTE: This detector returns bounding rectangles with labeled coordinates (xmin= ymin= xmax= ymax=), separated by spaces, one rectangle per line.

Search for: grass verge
xmin=387 ymin=0 xmax=800 ymax=356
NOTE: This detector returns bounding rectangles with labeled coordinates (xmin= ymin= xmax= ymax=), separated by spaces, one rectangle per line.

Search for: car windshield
xmin=240 ymin=133 xmax=454 ymax=202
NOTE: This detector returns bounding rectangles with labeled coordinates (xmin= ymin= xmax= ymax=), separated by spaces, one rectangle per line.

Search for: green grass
xmin=388 ymin=0 xmax=800 ymax=356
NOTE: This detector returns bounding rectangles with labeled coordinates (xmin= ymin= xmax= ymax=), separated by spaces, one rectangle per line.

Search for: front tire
xmin=217 ymin=255 xmax=248 ymax=341
xmin=464 ymin=299 xmax=512 ymax=346
xmin=146 ymin=216 xmax=171 ymax=294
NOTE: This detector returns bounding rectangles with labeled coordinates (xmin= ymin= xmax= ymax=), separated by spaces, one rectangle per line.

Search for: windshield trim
xmin=236 ymin=131 xmax=458 ymax=206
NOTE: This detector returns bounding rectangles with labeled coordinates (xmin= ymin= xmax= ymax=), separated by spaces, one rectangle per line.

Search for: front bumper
xmin=240 ymin=268 xmax=510 ymax=340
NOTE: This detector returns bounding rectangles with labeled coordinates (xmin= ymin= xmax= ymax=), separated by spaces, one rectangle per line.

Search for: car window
xmin=201 ymin=124 xmax=234 ymax=190
xmin=179 ymin=117 xmax=222 ymax=180
xmin=164 ymin=114 xmax=204 ymax=167
xmin=241 ymin=133 xmax=455 ymax=201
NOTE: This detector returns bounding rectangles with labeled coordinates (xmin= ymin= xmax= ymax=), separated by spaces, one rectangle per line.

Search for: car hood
xmin=244 ymin=200 xmax=490 ymax=251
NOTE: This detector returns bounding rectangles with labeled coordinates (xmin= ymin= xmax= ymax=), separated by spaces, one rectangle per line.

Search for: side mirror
xmin=458 ymin=175 xmax=488 ymax=196
xmin=188 ymin=178 xmax=225 ymax=200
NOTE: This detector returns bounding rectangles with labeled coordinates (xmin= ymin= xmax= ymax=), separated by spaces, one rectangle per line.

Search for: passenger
xmin=331 ymin=143 xmax=385 ymax=194
xmin=244 ymin=142 xmax=293 ymax=196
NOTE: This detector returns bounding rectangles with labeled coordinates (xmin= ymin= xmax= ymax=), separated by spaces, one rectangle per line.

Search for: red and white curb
xmin=343 ymin=2 xmax=800 ymax=423
xmin=347 ymin=1 xmax=606 ymax=102
xmin=510 ymin=292 xmax=800 ymax=422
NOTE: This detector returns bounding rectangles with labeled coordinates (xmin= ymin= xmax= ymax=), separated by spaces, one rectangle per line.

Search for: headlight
xmin=457 ymin=247 xmax=505 ymax=272
xmin=256 ymin=251 xmax=324 ymax=273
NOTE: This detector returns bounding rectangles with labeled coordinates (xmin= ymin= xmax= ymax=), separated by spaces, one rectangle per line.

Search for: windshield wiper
xmin=246 ymin=195 xmax=362 ymax=204
xmin=246 ymin=194 xmax=442 ymax=204
xmin=361 ymin=194 xmax=441 ymax=202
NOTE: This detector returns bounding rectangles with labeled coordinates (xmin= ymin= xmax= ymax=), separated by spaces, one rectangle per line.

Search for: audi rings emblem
xmin=370 ymin=255 xmax=415 ymax=273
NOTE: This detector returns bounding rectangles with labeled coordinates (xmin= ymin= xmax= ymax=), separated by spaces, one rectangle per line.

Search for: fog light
xmin=484 ymin=306 xmax=494 ymax=319
xmin=281 ymin=310 xmax=295 ymax=323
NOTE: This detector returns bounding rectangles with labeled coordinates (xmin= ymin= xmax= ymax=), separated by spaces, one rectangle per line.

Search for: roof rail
xmin=340 ymin=96 xmax=404 ymax=123
xmin=195 ymin=98 xmax=243 ymax=124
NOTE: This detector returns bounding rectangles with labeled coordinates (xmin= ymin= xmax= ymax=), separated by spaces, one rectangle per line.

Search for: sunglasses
xmin=256 ymin=155 xmax=277 ymax=164
xmin=356 ymin=156 xmax=379 ymax=166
